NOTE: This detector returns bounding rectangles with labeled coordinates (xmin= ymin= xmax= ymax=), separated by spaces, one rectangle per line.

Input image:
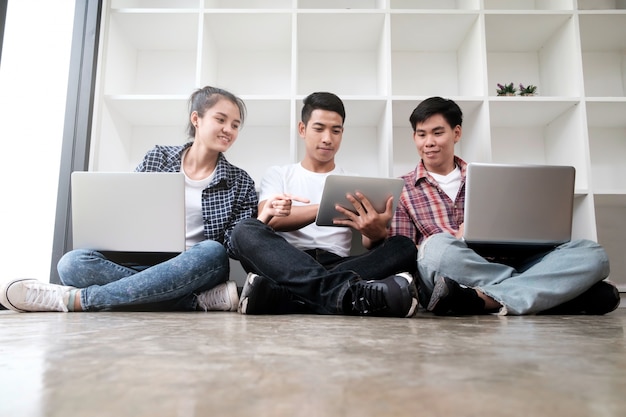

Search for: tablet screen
xmin=315 ymin=175 xmax=404 ymax=227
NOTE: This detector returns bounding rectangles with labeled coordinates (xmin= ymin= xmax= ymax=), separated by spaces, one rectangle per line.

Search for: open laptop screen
xmin=71 ymin=172 xmax=186 ymax=253
xmin=463 ymin=163 xmax=575 ymax=253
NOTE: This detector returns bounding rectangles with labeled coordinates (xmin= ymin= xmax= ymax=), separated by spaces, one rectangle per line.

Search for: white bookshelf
xmin=90 ymin=0 xmax=626 ymax=289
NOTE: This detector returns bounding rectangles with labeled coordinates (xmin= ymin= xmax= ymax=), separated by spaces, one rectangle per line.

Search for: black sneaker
xmin=427 ymin=276 xmax=486 ymax=316
xmin=540 ymin=280 xmax=621 ymax=315
xmin=348 ymin=272 xmax=418 ymax=318
xmin=238 ymin=273 xmax=307 ymax=315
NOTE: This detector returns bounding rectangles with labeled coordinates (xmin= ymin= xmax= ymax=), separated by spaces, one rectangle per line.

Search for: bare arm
xmin=257 ymin=194 xmax=309 ymax=230
xmin=263 ymin=201 xmax=318 ymax=231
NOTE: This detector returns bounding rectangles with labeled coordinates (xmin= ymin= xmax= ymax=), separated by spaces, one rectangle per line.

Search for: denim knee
xmin=231 ymin=218 xmax=268 ymax=252
xmin=562 ymin=239 xmax=610 ymax=279
xmin=190 ymin=240 xmax=229 ymax=267
xmin=57 ymin=249 xmax=94 ymax=286
xmin=418 ymin=233 xmax=456 ymax=264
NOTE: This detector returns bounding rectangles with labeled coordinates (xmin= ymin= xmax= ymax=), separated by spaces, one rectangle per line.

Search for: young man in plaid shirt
xmin=371 ymin=96 xmax=619 ymax=316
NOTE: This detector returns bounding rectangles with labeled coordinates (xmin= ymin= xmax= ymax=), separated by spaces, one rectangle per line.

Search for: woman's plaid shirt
xmin=135 ymin=143 xmax=258 ymax=256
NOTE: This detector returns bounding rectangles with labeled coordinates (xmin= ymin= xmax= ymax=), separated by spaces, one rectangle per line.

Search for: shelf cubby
xmin=296 ymin=12 xmax=386 ymax=96
xmin=103 ymin=12 xmax=199 ymax=95
xmin=587 ymin=101 xmax=626 ymax=194
xmin=227 ymin=99 xmax=292 ymax=186
xmin=579 ymin=14 xmax=626 ymax=97
xmin=390 ymin=12 xmax=484 ymax=97
xmin=594 ymin=195 xmax=626 ymax=290
xmin=389 ymin=0 xmax=480 ymax=10
xmin=297 ymin=0 xmax=382 ymax=9
xmin=200 ymin=13 xmax=292 ymax=95
xmin=485 ymin=13 xmax=580 ymax=97
xmin=488 ymin=100 xmax=589 ymax=191
xmin=578 ymin=0 xmax=626 ymax=10
xmin=111 ymin=0 xmax=199 ymax=9
xmin=205 ymin=0 xmax=292 ymax=9
xmin=91 ymin=96 xmax=189 ymax=171
xmin=483 ymin=0 xmax=574 ymax=10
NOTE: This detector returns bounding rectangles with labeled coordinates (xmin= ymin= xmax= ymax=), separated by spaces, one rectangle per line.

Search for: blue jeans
xmin=417 ymin=233 xmax=610 ymax=315
xmin=57 ymin=240 xmax=229 ymax=311
xmin=230 ymin=218 xmax=417 ymax=314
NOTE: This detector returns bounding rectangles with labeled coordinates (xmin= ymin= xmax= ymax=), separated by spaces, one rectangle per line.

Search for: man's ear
xmin=453 ymin=125 xmax=462 ymax=143
xmin=298 ymin=120 xmax=306 ymax=138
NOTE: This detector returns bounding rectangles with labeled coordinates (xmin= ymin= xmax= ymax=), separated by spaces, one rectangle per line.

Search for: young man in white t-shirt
xmin=230 ymin=92 xmax=419 ymax=317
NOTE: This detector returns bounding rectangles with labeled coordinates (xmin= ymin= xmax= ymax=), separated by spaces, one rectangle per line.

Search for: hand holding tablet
xmin=315 ymin=175 xmax=404 ymax=227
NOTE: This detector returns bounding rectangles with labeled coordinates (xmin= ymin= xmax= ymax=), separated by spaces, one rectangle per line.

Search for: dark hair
xmin=301 ymin=92 xmax=346 ymax=125
xmin=186 ymin=86 xmax=247 ymax=138
xmin=409 ymin=96 xmax=462 ymax=132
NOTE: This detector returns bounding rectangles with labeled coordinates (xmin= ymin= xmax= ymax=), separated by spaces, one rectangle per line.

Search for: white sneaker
xmin=196 ymin=281 xmax=239 ymax=312
xmin=0 ymin=278 xmax=76 ymax=312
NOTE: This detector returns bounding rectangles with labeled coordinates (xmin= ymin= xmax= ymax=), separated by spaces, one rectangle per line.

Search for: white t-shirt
xmin=182 ymin=151 xmax=216 ymax=249
xmin=259 ymin=163 xmax=353 ymax=257
xmin=429 ymin=165 xmax=462 ymax=202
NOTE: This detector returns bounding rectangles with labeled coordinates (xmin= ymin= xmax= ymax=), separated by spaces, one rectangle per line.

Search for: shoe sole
xmin=427 ymin=276 xmax=450 ymax=313
xmin=238 ymin=273 xmax=258 ymax=314
xmin=395 ymin=272 xmax=419 ymax=318
xmin=224 ymin=281 xmax=239 ymax=312
xmin=604 ymin=280 xmax=621 ymax=314
xmin=592 ymin=280 xmax=621 ymax=315
xmin=406 ymin=298 xmax=418 ymax=318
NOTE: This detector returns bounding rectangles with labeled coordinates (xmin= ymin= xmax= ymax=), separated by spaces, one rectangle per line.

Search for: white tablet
xmin=315 ymin=175 xmax=404 ymax=227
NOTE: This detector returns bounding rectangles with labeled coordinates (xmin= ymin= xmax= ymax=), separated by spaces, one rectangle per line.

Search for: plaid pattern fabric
xmin=390 ymin=156 xmax=467 ymax=246
xmin=135 ymin=143 xmax=258 ymax=255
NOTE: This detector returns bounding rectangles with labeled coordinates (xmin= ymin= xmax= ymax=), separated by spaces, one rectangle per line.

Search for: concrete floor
xmin=1 ymin=308 xmax=625 ymax=417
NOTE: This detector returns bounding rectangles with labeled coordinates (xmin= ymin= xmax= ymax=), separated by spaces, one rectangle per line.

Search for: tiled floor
xmin=1 ymin=308 xmax=625 ymax=417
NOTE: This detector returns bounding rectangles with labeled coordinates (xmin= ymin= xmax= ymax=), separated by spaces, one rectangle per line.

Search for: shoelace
xmin=24 ymin=283 xmax=68 ymax=312
xmin=351 ymin=281 xmax=387 ymax=314
xmin=198 ymin=286 xmax=229 ymax=311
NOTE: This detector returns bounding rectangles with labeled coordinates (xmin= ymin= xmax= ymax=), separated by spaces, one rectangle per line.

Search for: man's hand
xmin=455 ymin=223 xmax=465 ymax=240
xmin=332 ymin=191 xmax=392 ymax=244
xmin=258 ymin=194 xmax=310 ymax=224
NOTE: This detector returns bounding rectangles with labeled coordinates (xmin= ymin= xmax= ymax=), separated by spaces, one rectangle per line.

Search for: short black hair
xmin=409 ymin=96 xmax=462 ymax=132
xmin=301 ymin=92 xmax=346 ymax=125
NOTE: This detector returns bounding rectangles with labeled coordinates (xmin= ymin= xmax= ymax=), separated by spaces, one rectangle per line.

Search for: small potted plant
xmin=518 ymin=83 xmax=537 ymax=96
xmin=496 ymin=82 xmax=517 ymax=96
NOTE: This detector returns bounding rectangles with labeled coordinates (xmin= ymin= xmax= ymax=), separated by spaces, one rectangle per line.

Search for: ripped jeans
xmin=416 ymin=233 xmax=610 ymax=315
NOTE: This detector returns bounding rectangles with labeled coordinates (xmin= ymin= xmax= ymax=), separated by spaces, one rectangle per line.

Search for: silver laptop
xmin=71 ymin=172 xmax=186 ymax=253
xmin=316 ymin=175 xmax=404 ymax=226
xmin=463 ymin=163 xmax=575 ymax=253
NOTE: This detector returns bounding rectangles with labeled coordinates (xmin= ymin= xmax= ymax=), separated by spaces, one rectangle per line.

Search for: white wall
xmin=0 ymin=0 xmax=75 ymax=284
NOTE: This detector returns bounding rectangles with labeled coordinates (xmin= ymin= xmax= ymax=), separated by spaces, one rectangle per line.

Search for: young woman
xmin=1 ymin=86 xmax=296 ymax=313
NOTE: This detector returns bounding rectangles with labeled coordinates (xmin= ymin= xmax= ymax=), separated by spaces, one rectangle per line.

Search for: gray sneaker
xmin=0 ymin=278 xmax=76 ymax=312
xmin=196 ymin=281 xmax=239 ymax=312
